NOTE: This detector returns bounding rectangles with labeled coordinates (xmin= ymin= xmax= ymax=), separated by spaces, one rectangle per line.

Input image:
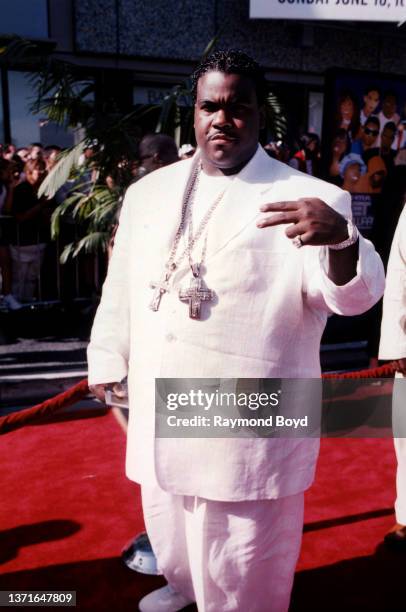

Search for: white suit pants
xmin=141 ymin=484 xmax=304 ymax=612
xmin=393 ymin=374 xmax=406 ymax=524
xmin=394 ymin=437 xmax=406 ymax=524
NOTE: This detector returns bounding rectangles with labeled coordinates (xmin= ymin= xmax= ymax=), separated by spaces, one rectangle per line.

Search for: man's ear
xmin=259 ymin=105 xmax=266 ymax=131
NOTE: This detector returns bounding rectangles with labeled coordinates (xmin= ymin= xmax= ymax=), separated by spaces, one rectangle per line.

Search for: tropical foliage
xmin=12 ymin=35 xmax=288 ymax=262
xmin=32 ymin=60 xmax=152 ymax=261
xmin=50 ymin=181 xmax=120 ymax=264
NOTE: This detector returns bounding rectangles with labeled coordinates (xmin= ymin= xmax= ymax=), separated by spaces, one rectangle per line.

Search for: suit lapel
xmin=149 ymin=147 xmax=284 ymax=283
xmin=205 ymin=146 xmax=283 ymax=260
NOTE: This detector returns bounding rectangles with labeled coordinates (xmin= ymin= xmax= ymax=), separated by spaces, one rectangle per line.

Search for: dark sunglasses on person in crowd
xmin=364 ymin=128 xmax=379 ymax=136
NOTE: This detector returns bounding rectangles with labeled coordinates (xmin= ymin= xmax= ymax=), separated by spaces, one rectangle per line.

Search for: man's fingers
xmin=260 ymin=201 xmax=300 ymax=213
xmin=295 ymin=231 xmax=314 ymax=246
xmin=284 ymin=228 xmax=314 ymax=246
xmin=89 ymin=384 xmax=108 ymax=403
xmin=257 ymin=211 xmax=298 ymax=228
xmin=285 ymin=222 xmax=308 ymax=239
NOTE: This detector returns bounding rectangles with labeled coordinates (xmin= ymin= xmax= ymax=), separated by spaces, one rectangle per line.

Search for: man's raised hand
xmin=256 ymin=198 xmax=349 ymax=247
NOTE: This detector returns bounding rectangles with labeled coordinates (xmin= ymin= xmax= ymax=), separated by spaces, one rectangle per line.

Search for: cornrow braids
xmin=191 ymin=49 xmax=268 ymax=106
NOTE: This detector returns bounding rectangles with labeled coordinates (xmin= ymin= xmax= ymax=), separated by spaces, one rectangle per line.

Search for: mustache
xmin=208 ymin=130 xmax=238 ymax=141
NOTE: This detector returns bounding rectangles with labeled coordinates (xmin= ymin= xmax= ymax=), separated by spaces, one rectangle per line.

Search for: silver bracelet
xmin=328 ymin=218 xmax=359 ymax=251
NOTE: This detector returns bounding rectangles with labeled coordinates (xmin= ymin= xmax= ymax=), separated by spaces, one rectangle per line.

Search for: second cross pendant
xmin=179 ymin=264 xmax=215 ymax=320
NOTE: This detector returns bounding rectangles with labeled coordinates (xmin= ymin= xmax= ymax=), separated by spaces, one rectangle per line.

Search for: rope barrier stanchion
xmin=0 ymin=378 xmax=89 ymax=435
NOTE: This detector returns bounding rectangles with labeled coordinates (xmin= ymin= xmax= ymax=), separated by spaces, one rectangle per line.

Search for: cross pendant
xmin=149 ymin=272 xmax=170 ymax=311
xmin=179 ymin=276 xmax=214 ymax=320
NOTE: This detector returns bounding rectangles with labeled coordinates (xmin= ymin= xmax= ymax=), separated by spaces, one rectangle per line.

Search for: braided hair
xmin=191 ymin=49 xmax=267 ymax=106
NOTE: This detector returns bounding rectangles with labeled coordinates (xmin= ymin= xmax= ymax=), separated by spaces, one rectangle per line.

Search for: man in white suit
xmin=379 ymin=205 xmax=406 ymax=544
xmin=88 ymin=51 xmax=385 ymax=611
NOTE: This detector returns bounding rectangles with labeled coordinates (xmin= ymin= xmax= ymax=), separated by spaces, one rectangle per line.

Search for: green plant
xmin=34 ymin=36 xmax=287 ymax=262
xmin=0 ymin=35 xmax=38 ymax=66
xmin=51 ymin=181 xmax=119 ymax=263
xmin=34 ymin=62 xmax=154 ymax=261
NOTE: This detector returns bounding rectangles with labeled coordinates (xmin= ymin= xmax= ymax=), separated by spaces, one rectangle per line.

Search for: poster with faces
xmin=323 ymin=68 xmax=406 ymax=253
xmin=323 ymin=69 xmax=406 ymax=192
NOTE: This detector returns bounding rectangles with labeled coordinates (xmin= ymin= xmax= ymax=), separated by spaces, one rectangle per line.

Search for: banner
xmin=250 ymin=0 xmax=406 ymax=23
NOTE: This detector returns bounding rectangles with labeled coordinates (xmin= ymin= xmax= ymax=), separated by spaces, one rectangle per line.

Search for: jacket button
xmin=165 ymin=333 xmax=176 ymax=342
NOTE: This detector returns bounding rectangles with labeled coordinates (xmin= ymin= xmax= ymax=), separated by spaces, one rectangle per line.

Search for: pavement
xmin=0 ymin=302 xmax=92 ymax=409
xmin=0 ymin=337 xmax=88 ymax=407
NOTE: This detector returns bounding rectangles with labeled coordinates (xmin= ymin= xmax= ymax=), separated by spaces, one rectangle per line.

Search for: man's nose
xmin=213 ymin=108 xmax=232 ymax=127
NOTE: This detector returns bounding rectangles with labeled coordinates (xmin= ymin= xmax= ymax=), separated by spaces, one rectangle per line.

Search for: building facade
xmin=1 ymin=0 xmax=405 ymax=146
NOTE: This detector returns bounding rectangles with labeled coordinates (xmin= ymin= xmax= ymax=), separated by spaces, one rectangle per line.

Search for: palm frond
xmin=38 ymin=141 xmax=86 ymax=199
xmin=173 ymin=104 xmax=182 ymax=148
xmin=264 ymin=91 xmax=288 ymax=141
xmin=50 ymin=194 xmax=83 ymax=238
xmin=59 ymin=242 xmax=76 ymax=265
xmin=29 ymin=59 xmax=95 ymax=127
xmin=155 ymin=88 xmax=179 ymax=134
xmin=201 ymin=34 xmax=220 ymax=60
xmin=72 ymin=232 xmax=109 ymax=257
xmin=59 ymin=231 xmax=110 ymax=264
xmin=0 ymin=36 xmax=38 ymax=66
xmin=72 ymin=194 xmax=93 ymax=220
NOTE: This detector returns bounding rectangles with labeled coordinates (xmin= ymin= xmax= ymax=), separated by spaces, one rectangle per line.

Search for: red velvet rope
xmin=322 ymin=361 xmax=398 ymax=379
xmin=0 ymin=361 xmax=400 ymax=435
xmin=0 ymin=378 xmax=89 ymax=434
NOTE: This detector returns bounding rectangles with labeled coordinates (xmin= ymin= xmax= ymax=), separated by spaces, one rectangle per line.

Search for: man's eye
xmin=201 ymin=103 xmax=217 ymax=112
xmin=231 ymin=104 xmax=248 ymax=112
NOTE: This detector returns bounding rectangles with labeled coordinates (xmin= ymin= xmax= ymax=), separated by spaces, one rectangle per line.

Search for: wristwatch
xmin=328 ymin=218 xmax=359 ymax=251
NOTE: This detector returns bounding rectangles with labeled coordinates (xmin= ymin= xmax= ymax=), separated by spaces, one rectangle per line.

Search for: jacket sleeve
xmin=303 ymin=190 xmax=385 ymax=316
xmin=379 ymin=206 xmax=406 ymax=360
xmin=87 ymin=188 xmax=133 ymax=385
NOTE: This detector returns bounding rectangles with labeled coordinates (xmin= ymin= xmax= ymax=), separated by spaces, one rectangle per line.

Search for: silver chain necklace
xmin=149 ymin=161 xmax=230 ymax=318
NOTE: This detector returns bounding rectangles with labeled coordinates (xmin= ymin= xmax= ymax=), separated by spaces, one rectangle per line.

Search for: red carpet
xmin=0 ymin=409 xmax=165 ymax=610
xmin=0 ymin=409 xmax=403 ymax=610
xmin=294 ymin=438 xmax=403 ymax=612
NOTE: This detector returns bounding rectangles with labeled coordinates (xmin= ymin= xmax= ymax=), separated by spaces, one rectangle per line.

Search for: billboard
xmin=250 ymin=0 xmax=406 ymax=23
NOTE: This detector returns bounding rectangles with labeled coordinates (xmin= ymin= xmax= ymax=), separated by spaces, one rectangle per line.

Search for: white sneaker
xmin=3 ymin=294 xmax=23 ymax=311
xmin=138 ymin=584 xmax=194 ymax=611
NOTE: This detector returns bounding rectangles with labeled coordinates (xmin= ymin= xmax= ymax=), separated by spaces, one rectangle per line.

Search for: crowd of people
xmin=327 ymin=88 xmax=406 ymax=262
xmin=0 ymin=143 xmax=61 ymax=310
xmin=0 ymin=137 xmax=199 ymax=310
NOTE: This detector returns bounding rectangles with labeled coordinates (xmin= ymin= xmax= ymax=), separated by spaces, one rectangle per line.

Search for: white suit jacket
xmin=88 ymin=146 xmax=385 ymax=501
xmin=379 ymin=205 xmax=406 ymax=360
